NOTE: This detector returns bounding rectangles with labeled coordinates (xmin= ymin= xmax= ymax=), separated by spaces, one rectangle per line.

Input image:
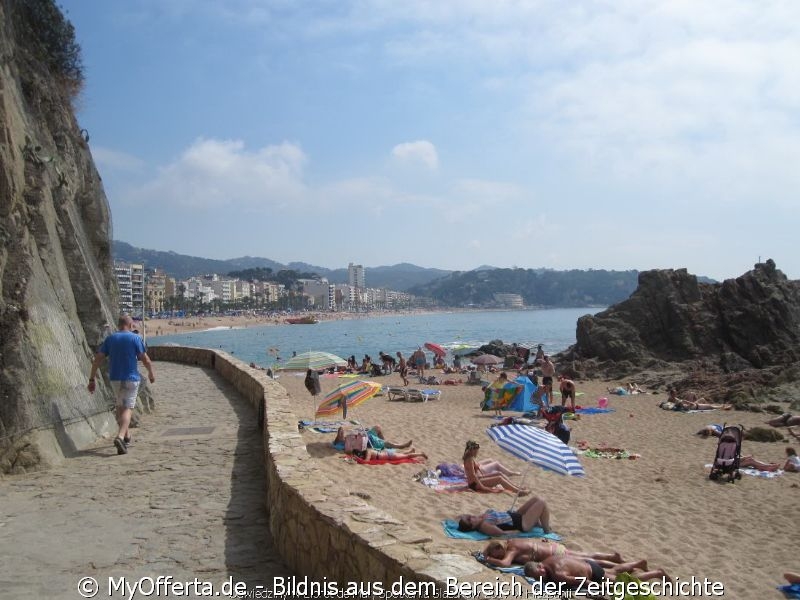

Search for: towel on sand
xmin=615 ymin=572 xmax=657 ymax=599
xmin=778 ymin=583 xmax=800 ymax=598
xmin=575 ymin=407 xmax=615 ymax=415
xmin=442 ymin=519 xmax=561 ymax=541
xmin=354 ymin=455 xmax=424 ymax=465
xmin=704 ymin=464 xmax=784 ymax=479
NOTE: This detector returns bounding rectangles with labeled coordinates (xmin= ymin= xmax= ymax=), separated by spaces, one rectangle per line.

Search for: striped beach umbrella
xmin=315 ymin=380 xmax=382 ymax=417
xmin=280 ymin=351 xmax=347 ymax=371
xmin=486 ymin=423 xmax=585 ymax=477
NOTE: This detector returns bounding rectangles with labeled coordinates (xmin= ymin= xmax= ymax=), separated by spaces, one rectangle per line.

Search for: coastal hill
xmin=408 ymin=267 xmax=642 ymax=308
xmin=560 ymin=259 xmax=800 ymax=407
xmin=114 ymin=240 xmax=652 ymax=306
xmin=113 ymin=240 xmax=453 ymax=291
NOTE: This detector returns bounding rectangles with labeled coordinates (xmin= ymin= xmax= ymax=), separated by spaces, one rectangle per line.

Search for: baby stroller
xmin=542 ymin=405 xmax=571 ymax=445
xmin=709 ymin=424 xmax=744 ymax=483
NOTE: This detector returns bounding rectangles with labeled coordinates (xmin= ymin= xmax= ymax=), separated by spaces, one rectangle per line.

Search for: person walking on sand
xmin=412 ymin=347 xmax=426 ymax=379
xmin=88 ymin=315 xmax=155 ymax=455
xmin=540 ymin=355 xmax=556 ymax=401
xmin=397 ymin=351 xmax=409 ymax=386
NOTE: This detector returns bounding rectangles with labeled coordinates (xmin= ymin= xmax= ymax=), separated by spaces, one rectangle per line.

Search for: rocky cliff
xmin=560 ymin=260 xmax=800 ymax=406
xmin=0 ymin=0 xmax=145 ymax=473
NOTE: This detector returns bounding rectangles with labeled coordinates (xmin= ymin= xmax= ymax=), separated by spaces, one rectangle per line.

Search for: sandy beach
xmin=142 ymin=310 xmax=437 ymax=338
xmin=273 ymin=368 xmax=796 ymax=599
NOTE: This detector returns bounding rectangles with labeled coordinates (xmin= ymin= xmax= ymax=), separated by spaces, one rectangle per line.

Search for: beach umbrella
xmin=486 ymin=423 xmax=585 ymax=477
xmin=280 ymin=351 xmax=347 ymax=371
xmin=471 ymin=354 xmax=504 ymax=366
xmin=315 ymin=380 xmax=382 ymax=417
xmin=424 ymin=342 xmax=447 ymax=357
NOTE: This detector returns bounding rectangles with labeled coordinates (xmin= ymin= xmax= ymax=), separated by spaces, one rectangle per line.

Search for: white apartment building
xmin=493 ymin=293 xmax=524 ymax=308
xmin=348 ymin=263 xmax=365 ymax=289
xmin=114 ymin=261 xmax=144 ymax=316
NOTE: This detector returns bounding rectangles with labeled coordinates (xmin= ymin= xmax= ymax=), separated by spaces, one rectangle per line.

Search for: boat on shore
xmin=285 ymin=316 xmax=319 ymax=325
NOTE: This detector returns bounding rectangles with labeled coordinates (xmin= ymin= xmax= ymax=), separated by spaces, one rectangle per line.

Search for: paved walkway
xmin=0 ymin=362 xmax=292 ymax=599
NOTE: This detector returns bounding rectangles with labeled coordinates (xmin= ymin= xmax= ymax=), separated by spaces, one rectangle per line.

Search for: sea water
xmin=148 ymin=308 xmax=602 ymax=368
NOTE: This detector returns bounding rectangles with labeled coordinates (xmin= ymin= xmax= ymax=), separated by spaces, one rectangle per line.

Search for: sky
xmin=59 ymin=0 xmax=799 ymax=281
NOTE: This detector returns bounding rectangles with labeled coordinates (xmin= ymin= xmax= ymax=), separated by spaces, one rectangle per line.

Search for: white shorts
xmin=111 ymin=380 xmax=139 ymax=409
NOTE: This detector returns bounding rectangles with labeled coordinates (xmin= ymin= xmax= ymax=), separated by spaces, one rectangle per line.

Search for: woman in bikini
xmin=484 ymin=539 xmax=624 ymax=568
xmin=351 ymin=447 xmax=427 ymax=461
xmin=457 ymin=495 xmax=551 ymax=535
xmin=462 ymin=440 xmax=528 ymax=495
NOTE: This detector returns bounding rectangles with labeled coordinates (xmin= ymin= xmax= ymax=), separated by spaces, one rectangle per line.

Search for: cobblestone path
xmin=0 ymin=362 xmax=293 ymax=599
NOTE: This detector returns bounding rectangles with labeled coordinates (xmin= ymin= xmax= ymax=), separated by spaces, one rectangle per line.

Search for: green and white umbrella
xmin=279 ymin=351 xmax=347 ymax=371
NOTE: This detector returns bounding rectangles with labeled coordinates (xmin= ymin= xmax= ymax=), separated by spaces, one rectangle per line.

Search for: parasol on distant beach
xmin=315 ymin=380 xmax=382 ymax=417
xmin=280 ymin=351 xmax=347 ymax=371
xmin=471 ymin=354 xmax=504 ymax=366
xmin=424 ymin=342 xmax=447 ymax=357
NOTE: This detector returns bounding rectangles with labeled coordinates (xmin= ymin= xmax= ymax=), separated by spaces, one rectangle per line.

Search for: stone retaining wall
xmin=148 ymin=346 xmax=475 ymax=590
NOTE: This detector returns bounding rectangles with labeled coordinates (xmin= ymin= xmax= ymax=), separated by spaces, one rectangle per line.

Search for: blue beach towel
xmin=575 ymin=407 xmax=615 ymax=415
xmin=779 ymin=583 xmax=800 ymax=599
xmin=442 ymin=519 xmax=561 ymax=541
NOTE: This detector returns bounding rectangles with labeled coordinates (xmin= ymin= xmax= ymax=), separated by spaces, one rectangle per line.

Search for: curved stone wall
xmin=148 ymin=346 xmax=476 ymax=589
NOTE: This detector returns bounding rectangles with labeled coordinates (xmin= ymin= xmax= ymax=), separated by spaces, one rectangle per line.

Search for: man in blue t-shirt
xmin=88 ymin=315 xmax=155 ymax=455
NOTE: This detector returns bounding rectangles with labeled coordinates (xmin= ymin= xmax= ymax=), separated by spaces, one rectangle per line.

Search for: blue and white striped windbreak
xmin=486 ymin=424 xmax=585 ymax=477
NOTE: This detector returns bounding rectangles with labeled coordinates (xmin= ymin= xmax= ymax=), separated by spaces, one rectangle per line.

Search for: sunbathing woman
xmin=484 ymin=539 xmax=623 ymax=568
xmin=463 ymin=440 xmax=528 ymax=495
xmin=457 ymin=495 xmax=551 ymax=535
xmin=660 ymin=390 xmax=731 ymax=411
xmin=730 ymin=448 xmax=798 ymax=473
xmin=351 ymin=447 xmax=427 ymax=461
xmin=766 ymin=413 xmax=800 ymax=427
xmin=333 ymin=426 xmax=411 ymax=450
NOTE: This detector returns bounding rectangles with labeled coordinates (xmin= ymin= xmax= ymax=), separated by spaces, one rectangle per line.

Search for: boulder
xmin=559 ymin=261 xmax=800 ymax=405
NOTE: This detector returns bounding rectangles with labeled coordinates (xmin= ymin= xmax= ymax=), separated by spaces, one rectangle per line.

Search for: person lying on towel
xmin=457 ymin=496 xmax=551 ymax=536
xmin=484 ymin=539 xmax=623 ymax=568
xmin=350 ymin=447 xmax=427 ymax=461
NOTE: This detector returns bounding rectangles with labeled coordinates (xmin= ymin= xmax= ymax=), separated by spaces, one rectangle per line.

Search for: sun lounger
xmin=386 ymin=387 xmax=409 ymax=401
xmin=407 ymin=388 xmax=441 ymax=402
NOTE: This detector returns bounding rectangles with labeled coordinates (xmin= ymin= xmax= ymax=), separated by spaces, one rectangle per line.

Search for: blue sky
xmin=61 ymin=1 xmax=799 ymax=281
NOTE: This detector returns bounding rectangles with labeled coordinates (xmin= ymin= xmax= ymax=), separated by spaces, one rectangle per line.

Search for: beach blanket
xmin=575 ymin=407 xmax=615 ymax=415
xmin=704 ymin=464 xmax=784 ymax=479
xmin=778 ymin=583 xmax=800 ymax=598
xmin=580 ymin=448 xmax=639 ymax=460
xmin=442 ymin=519 xmax=561 ymax=541
xmin=354 ymin=455 xmax=425 ymax=465
xmin=615 ymin=572 xmax=657 ymax=599
xmin=482 ymin=382 xmax=522 ymax=412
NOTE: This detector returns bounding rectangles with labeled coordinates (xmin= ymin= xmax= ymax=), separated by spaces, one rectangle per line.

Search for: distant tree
xmin=227 ymin=267 xmax=274 ymax=282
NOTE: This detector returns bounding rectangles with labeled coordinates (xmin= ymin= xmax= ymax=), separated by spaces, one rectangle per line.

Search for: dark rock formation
xmin=0 ymin=1 xmax=152 ymax=473
xmin=559 ymin=260 xmax=800 ymax=406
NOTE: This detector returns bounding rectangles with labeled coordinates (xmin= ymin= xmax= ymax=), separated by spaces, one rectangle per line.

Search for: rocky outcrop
xmin=560 ymin=260 xmax=800 ymax=406
xmin=0 ymin=1 xmax=146 ymax=473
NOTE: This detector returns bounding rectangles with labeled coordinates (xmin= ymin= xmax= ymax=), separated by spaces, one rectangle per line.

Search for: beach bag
xmin=344 ymin=432 xmax=368 ymax=453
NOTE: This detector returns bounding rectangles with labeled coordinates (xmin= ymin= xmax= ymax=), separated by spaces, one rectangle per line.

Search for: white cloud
xmin=391 ymin=140 xmax=439 ymax=170
xmin=127 ymin=138 xmax=307 ymax=209
xmin=90 ymin=146 xmax=144 ymax=172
